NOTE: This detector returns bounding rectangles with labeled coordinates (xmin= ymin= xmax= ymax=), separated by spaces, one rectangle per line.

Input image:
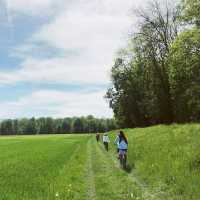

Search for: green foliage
xmin=0 ymin=119 xmax=13 ymax=135
xmin=169 ymin=28 xmax=200 ymax=121
xmin=73 ymin=118 xmax=84 ymax=133
xmin=106 ymin=1 xmax=178 ymax=127
xmin=109 ymin=124 xmax=200 ymax=199
xmin=106 ymin=0 xmax=200 ymax=127
xmin=182 ymin=0 xmax=200 ymax=26
xmin=0 ymin=116 xmax=117 ymax=135
xmin=25 ymin=117 xmax=37 ymax=135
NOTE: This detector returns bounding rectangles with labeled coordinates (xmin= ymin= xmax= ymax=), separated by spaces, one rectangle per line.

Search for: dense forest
xmin=0 ymin=116 xmax=117 ymax=135
xmin=106 ymin=0 xmax=200 ymax=127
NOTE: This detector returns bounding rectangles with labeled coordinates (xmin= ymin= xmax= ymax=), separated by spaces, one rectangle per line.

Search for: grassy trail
xmin=3 ymin=128 xmax=196 ymax=200
xmin=95 ymin=140 xmax=168 ymax=200
xmin=101 ymin=142 xmax=167 ymax=200
xmin=85 ymin=139 xmax=97 ymax=200
xmin=87 ymin=138 xmax=143 ymax=200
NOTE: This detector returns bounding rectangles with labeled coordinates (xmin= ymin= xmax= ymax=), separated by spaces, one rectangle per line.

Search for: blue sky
xmin=0 ymin=0 xmax=141 ymax=119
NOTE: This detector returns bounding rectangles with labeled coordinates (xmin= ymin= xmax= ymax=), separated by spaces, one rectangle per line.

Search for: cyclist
xmin=116 ymin=131 xmax=128 ymax=168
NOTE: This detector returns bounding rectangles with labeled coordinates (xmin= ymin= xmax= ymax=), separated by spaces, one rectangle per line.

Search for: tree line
xmin=106 ymin=0 xmax=200 ymax=127
xmin=0 ymin=116 xmax=117 ymax=135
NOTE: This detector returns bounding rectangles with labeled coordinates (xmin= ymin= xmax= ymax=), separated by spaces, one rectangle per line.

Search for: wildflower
xmin=55 ymin=192 xmax=59 ymax=197
xmin=130 ymin=193 xmax=134 ymax=198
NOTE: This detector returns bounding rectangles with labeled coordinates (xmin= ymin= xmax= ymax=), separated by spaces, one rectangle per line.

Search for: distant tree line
xmin=106 ymin=0 xmax=200 ymax=127
xmin=0 ymin=116 xmax=117 ymax=135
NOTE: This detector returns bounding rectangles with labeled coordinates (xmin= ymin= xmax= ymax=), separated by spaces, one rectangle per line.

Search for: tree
xmin=25 ymin=118 xmax=37 ymax=135
xmin=182 ymin=0 xmax=200 ymax=26
xmin=61 ymin=118 xmax=71 ymax=133
xmin=106 ymin=0 xmax=180 ymax=127
xmin=169 ymin=28 xmax=200 ymax=122
xmin=87 ymin=116 xmax=98 ymax=133
xmin=37 ymin=118 xmax=49 ymax=134
xmin=54 ymin=119 xmax=62 ymax=134
xmin=73 ymin=118 xmax=84 ymax=133
xmin=0 ymin=120 xmax=13 ymax=135
xmin=13 ymin=119 xmax=19 ymax=135
xmin=46 ymin=117 xmax=54 ymax=134
xmin=0 ymin=117 xmax=116 ymax=135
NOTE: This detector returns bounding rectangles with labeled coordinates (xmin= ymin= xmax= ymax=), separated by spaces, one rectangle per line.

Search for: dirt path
xmin=98 ymin=141 xmax=167 ymax=200
xmin=86 ymin=138 xmax=143 ymax=200
xmin=85 ymin=139 xmax=97 ymax=200
xmin=74 ymin=136 xmax=167 ymax=200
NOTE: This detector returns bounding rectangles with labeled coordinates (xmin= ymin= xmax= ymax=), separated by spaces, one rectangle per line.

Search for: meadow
xmin=1 ymin=124 xmax=200 ymax=200
xmin=109 ymin=124 xmax=200 ymax=200
xmin=0 ymin=135 xmax=90 ymax=200
xmin=0 ymin=134 xmax=141 ymax=200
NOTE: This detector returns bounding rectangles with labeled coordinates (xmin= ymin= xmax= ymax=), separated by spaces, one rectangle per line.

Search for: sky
xmin=0 ymin=0 xmax=143 ymax=119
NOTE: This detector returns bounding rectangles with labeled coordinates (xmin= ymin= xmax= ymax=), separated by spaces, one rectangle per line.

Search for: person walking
xmin=96 ymin=133 xmax=100 ymax=142
xmin=114 ymin=133 xmax=120 ymax=153
xmin=103 ymin=133 xmax=110 ymax=151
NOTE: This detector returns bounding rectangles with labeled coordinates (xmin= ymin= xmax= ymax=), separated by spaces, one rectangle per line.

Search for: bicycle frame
xmin=119 ymin=150 xmax=127 ymax=169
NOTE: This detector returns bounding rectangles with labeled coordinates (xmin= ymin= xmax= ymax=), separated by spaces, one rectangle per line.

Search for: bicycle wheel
xmin=122 ymin=156 xmax=126 ymax=169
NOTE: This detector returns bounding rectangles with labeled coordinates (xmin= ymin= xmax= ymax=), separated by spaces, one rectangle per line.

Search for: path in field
xmin=86 ymin=137 xmax=166 ymax=200
xmin=103 ymin=143 xmax=165 ymax=200
xmin=85 ymin=139 xmax=97 ymax=200
xmin=0 ymin=135 xmax=167 ymax=200
xmin=85 ymin=138 xmax=143 ymax=200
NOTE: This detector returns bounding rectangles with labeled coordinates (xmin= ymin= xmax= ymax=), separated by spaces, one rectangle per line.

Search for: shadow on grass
xmin=124 ymin=163 xmax=134 ymax=173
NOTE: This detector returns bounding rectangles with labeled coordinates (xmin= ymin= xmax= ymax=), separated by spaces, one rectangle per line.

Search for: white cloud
xmin=0 ymin=89 xmax=113 ymax=118
xmin=32 ymin=0 xmax=135 ymax=58
xmin=0 ymin=57 xmax=110 ymax=85
xmin=1 ymin=0 xmax=140 ymax=86
xmin=3 ymin=0 xmax=65 ymax=16
xmin=0 ymin=0 xmax=147 ymax=118
xmin=5 ymin=0 xmax=138 ymax=17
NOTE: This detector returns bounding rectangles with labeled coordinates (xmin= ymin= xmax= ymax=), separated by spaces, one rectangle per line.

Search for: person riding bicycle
xmin=116 ymin=131 xmax=128 ymax=167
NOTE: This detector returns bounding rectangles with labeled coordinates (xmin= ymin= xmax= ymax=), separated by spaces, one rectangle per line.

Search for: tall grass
xmin=0 ymin=135 xmax=90 ymax=200
xmin=2 ymin=124 xmax=200 ymax=200
xmin=109 ymin=124 xmax=200 ymax=199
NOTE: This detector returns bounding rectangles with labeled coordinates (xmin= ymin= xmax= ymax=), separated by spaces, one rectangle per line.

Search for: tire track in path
xmin=85 ymin=138 xmax=97 ymax=200
xmin=93 ymin=139 xmax=143 ymax=200
xmin=99 ymin=143 xmax=168 ymax=200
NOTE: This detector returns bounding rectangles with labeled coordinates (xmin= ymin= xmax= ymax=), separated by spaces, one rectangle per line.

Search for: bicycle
xmin=119 ymin=150 xmax=127 ymax=169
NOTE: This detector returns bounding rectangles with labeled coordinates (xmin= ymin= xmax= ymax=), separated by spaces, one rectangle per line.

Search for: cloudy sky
xmin=0 ymin=0 xmax=143 ymax=119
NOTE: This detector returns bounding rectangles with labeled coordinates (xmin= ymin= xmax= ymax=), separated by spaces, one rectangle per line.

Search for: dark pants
xmin=103 ymin=142 xmax=108 ymax=151
xmin=119 ymin=149 xmax=127 ymax=167
xmin=96 ymin=135 xmax=100 ymax=142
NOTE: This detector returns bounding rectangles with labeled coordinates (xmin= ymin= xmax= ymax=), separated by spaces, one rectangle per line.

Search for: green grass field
xmin=1 ymin=124 xmax=200 ymax=200
xmin=109 ymin=124 xmax=200 ymax=200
